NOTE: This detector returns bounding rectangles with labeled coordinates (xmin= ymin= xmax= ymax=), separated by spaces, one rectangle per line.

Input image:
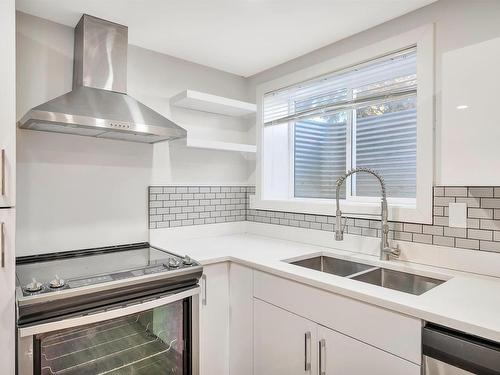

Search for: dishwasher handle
xmin=423 ymin=324 xmax=500 ymax=375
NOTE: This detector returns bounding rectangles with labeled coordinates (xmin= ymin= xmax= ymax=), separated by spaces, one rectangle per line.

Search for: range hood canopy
xmin=18 ymin=14 xmax=187 ymax=143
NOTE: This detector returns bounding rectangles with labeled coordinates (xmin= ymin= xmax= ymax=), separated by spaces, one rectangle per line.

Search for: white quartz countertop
xmin=151 ymin=229 xmax=500 ymax=343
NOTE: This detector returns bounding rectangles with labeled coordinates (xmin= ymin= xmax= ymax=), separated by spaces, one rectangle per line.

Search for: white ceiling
xmin=16 ymin=0 xmax=437 ymax=77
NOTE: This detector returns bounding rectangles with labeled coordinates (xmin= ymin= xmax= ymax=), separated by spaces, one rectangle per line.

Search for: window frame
xmin=254 ymin=24 xmax=434 ymax=224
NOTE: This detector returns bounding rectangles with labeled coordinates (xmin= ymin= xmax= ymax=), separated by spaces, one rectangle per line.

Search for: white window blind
xmin=263 ymin=47 xmax=417 ymax=200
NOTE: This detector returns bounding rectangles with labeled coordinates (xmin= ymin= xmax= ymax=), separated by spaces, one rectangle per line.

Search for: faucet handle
xmin=383 ymin=245 xmax=401 ymax=259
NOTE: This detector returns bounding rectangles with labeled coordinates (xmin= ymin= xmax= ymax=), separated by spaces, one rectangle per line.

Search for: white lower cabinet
xmin=199 ymin=265 xmax=421 ymax=375
xmin=318 ymin=325 xmax=420 ymax=375
xmin=254 ymin=298 xmax=420 ymax=375
xmin=229 ymin=263 xmax=254 ymax=375
xmin=0 ymin=208 xmax=15 ymax=375
xmin=254 ymin=298 xmax=318 ymax=375
xmin=200 ymin=263 xmax=230 ymax=375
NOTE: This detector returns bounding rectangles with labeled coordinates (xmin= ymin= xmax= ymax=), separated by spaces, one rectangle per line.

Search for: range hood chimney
xmin=18 ymin=14 xmax=187 ymax=143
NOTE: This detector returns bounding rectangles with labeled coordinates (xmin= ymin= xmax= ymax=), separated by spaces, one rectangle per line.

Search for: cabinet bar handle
xmin=319 ymin=339 xmax=326 ymax=375
xmin=201 ymin=274 xmax=207 ymax=305
xmin=1 ymin=149 xmax=5 ymax=195
xmin=304 ymin=331 xmax=312 ymax=371
xmin=1 ymin=222 xmax=5 ymax=268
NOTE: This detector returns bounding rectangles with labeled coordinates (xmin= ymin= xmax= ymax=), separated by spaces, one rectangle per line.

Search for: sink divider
xmin=345 ymin=266 xmax=380 ymax=279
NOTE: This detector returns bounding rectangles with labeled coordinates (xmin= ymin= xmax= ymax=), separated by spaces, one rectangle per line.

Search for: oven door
xmin=18 ymin=287 xmax=199 ymax=375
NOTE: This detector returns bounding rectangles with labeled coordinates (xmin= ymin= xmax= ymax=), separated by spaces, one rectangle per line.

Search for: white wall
xmin=16 ymin=12 xmax=253 ymax=255
xmin=246 ymin=0 xmax=500 ymax=187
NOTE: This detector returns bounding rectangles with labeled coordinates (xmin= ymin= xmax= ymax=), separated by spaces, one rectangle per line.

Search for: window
xmin=256 ymin=25 xmax=434 ymax=223
xmin=263 ymin=48 xmax=417 ymax=203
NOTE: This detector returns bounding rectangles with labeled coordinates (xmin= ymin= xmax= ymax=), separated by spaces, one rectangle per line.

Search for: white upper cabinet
xmin=440 ymin=36 xmax=500 ymax=186
xmin=0 ymin=0 xmax=16 ymax=208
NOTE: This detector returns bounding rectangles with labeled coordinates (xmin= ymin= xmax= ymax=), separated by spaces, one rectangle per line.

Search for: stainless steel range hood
xmin=18 ymin=14 xmax=187 ymax=143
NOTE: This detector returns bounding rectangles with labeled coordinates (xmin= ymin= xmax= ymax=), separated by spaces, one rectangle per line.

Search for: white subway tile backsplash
xmin=445 ymin=187 xmax=467 ymax=197
xmin=355 ymin=219 xmax=370 ymax=228
xmin=423 ymin=225 xmax=443 ymax=236
xmin=467 ymin=229 xmax=493 ymax=241
xmin=480 ymin=219 xmax=500 ymax=231
xmin=455 ymin=238 xmax=479 ymax=250
xmin=479 ymin=241 xmax=500 ymax=253
xmin=361 ymin=228 xmax=377 ymax=237
xmin=403 ymin=223 xmax=422 ymax=233
xmin=149 ymin=185 xmax=500 ymax=254
xmin=433 ymin=206 xmax=444 ymax=216
xmin=434 ymin=216 xmax=449 ymax=226
xmin=150 ymin=187 xmax=163 ymax=194
xmin=481 ymin=198 xmax=500 ymax=208
xmin=468 ymin=187 xmax=494 ymax=197
xmin=456 ymin=197 xmax=480 ymax=208
xmin=468 ymin=208 xmax=493 ymax=219
xmin=495 ymin=210 xmax=500 ymax=220
xmin=494 ymin=231 xmax=500 ymax=242
xmin=434 ymin=196 xmax=456 ymax=206
xmin=433 ymin=187 xmax=445 ymax=197
xmin=394 ymin=231 xmax=412 ymax=241
xmin=467 ymin=218 xmax=480 ymax=229
xmin=413 ymin=233 xmax=433 ymax=244
xmin=444 ymin=227 xmax=467 ymax=238
xmin=433 ymin=235 xmax=454 ymax=247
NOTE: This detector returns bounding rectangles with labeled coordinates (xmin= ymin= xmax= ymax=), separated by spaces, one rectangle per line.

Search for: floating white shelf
xmin=170 ymin=90 xmax=256 ymax=117
xmin=175 ymin=137 xmax=256 ymax=154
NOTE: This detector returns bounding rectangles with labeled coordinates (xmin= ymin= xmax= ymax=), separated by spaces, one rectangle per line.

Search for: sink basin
xmin=291 ymin=256 xmax=374 ymax=277
xmin=351 ymin=268 xmax=444 ymax=295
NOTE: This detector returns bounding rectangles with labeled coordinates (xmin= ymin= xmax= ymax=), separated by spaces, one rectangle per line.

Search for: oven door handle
xmin=19 ymin=286 xmax=200 ymax=337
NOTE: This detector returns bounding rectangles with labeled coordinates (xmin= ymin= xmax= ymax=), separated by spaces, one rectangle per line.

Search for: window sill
xmin=249 ymin=196 xmax=431 ymax=224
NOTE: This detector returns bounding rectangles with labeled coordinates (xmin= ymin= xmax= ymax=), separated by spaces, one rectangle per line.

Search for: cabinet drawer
xmin=254 ymin=270 xmax=421 ymax=364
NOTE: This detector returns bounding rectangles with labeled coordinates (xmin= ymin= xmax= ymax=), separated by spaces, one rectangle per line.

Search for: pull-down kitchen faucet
xmin=334 ymin=168 xmax=400 ymax=261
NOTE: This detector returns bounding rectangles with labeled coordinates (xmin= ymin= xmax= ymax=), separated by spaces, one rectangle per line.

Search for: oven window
xmin=37 ymin=299 xmax=188 ymax=374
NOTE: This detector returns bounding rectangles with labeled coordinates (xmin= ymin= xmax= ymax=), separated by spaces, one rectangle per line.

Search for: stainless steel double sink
xmin=290 ymin=255 xmax=445 ymax=295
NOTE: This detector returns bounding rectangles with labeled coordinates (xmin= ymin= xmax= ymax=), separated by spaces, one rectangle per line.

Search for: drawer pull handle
xmin=319 ymin=339 xmax=326 ymax=375
xmin=1 ymin=222 xmax=5 ymax=268
xmin=304 ymin=331 xmax=312 ymax=371
xmin=201 ymin=274 xmax=207 ymax=305
xmin=1 ymin=149 xmax=4 ymax=195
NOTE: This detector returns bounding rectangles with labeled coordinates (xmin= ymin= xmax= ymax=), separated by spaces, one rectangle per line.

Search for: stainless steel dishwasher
xmin=423 ymin=323 xmax=500 ymax=375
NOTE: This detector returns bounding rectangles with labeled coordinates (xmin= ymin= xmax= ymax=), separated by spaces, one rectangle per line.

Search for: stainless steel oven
xmin=18 ymin=287 xmax=199 ymax=375
xmin=16 ymin=243 xmax=201 ymax=375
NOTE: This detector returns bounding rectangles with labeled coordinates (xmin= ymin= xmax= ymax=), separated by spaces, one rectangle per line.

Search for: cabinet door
xmin=318 ymin=325 xmax=420 ymax=375
xmin=441 ymin=36 xmax=500 ymax=185
xmin=0 ymin=208 xmax=15 ymax=375
xmin=0 ymin=0 xmax=15 ymax=208
xmin=229 ymin=263 xmax=253 ymax=375
xmin=200 ymin=263 xmax=230 ymax=375
xmin=254 ymin=299 xmax=318 ymax=375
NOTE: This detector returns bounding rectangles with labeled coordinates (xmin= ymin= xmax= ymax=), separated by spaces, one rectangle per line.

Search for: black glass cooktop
xmin=16 ymin=242 xmax=194 ymax=296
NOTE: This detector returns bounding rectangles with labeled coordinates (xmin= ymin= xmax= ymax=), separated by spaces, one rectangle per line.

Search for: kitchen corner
xmin=2 ymin=1 xmax=500 ymax=374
